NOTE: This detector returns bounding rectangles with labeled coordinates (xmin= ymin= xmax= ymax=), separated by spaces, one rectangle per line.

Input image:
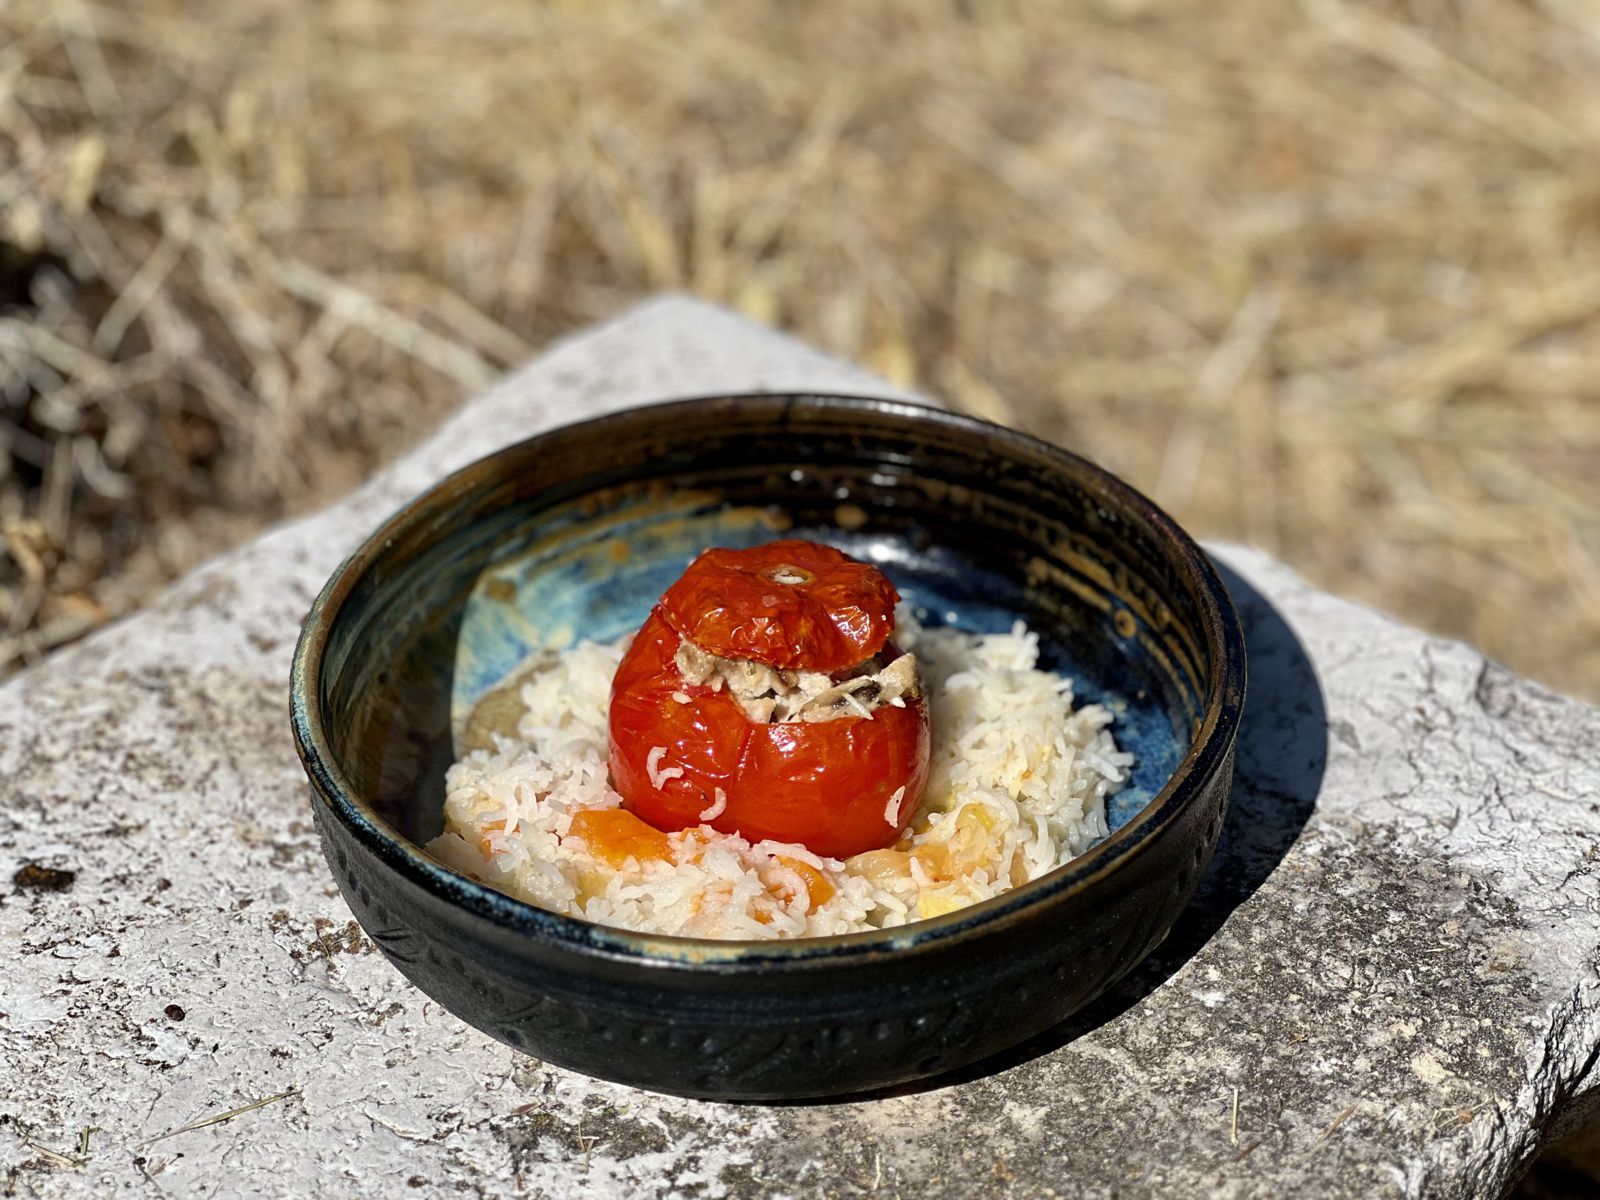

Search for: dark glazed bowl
xmin=290 ymin=395 xmax=1245 ymax=1101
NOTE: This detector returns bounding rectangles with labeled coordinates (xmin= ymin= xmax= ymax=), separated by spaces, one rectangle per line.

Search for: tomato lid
xmin=658 ymin=540 xmax=898 ymax=672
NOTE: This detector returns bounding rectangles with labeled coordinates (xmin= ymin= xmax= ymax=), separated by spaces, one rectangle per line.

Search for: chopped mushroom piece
xmin=673 ymin=639 xmax=718 ymax=688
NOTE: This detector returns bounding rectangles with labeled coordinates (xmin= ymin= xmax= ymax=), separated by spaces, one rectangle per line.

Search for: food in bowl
xmin=428 ymin=540 xmax=1132 ymax=939
xmin=609 ymin=539 xmax=931 ymax=858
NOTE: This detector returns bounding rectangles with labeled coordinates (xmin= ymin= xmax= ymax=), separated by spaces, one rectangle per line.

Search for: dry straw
xmin=1 ymin=0 xmax=1596 ymax=697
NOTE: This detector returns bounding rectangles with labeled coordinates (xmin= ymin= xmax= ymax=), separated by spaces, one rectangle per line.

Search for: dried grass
xmin=1 ymin=0 xmax=1597 ymax=697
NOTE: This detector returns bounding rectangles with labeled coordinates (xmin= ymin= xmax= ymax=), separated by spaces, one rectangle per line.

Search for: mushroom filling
xmin=673 ymin=639 xmax=922 ymax=724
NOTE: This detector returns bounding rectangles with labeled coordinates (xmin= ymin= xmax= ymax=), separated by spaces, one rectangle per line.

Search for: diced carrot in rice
xmin=774 ymin=855 xmax=836 ymax=912
xmin=566 ymin=808 xmax=674 ymax=869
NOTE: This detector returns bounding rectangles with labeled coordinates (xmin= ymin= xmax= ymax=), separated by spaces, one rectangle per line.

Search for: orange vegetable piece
xmin=774 ymin=855 xmax=836 ymax=913
xmin=477 ymin=818 xmax=506 ymax=859
xmin=567 ymin=808 xmax=674 ymax=869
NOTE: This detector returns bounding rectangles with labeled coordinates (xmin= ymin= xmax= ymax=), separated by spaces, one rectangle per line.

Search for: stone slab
xmin=2 ymin=297 xmax=1597 ymax=1199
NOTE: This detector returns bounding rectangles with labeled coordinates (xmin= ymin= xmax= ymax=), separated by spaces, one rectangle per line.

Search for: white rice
xmin=699 ymin=787 xmax=728 ymax=822
xmin=428 ymin=607 xmax=1132 ymax=940
xmin=645 ymin=746 xmax=683 ymax=789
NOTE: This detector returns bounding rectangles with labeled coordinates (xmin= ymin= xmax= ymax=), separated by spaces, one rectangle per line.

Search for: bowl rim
xmin=290 ymin=393 xmax=1245 ymax=968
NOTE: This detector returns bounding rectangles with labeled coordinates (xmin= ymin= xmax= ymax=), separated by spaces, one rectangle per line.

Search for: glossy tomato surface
xmin=658 ymin=540 xmax=898 ymax=673
xmin=609 ymin=542 xmax=930 ymax=859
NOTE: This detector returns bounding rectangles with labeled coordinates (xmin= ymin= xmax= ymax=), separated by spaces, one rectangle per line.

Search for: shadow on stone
xmin=802 ymin=558 xmax=1328 ymax=1105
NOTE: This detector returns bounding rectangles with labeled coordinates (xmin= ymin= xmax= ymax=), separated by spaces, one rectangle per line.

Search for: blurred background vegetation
xmin=1 ymin=0 xmax=1597 ymax=705
xmin=2 ymin=2 xmax=1598 ymax=1186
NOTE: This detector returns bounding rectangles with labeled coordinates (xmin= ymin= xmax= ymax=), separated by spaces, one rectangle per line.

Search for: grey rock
xmin=1 ymin=297 xmax=1595 ymax=1199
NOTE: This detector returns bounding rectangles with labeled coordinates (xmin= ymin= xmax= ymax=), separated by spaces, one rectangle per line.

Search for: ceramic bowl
xmin=289 ymin=394 xmax=1245 ymax=1100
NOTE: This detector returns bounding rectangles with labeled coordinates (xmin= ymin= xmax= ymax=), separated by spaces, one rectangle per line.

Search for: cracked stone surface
xmin=3 ymin=297 xmax=1597 ymax=1199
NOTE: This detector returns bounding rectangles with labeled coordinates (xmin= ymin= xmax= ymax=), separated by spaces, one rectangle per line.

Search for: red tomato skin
xmin=732 ymin=703 xmax=930 ymax=857
xmin=657 ymin=540 xmax=899 ymax=674
xmin=608 ymin=609 xmax=930 ymax=859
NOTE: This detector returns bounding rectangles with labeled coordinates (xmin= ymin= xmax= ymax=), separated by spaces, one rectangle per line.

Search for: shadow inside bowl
xmin=779 ymin=559 xmax=1325 ymax=1104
